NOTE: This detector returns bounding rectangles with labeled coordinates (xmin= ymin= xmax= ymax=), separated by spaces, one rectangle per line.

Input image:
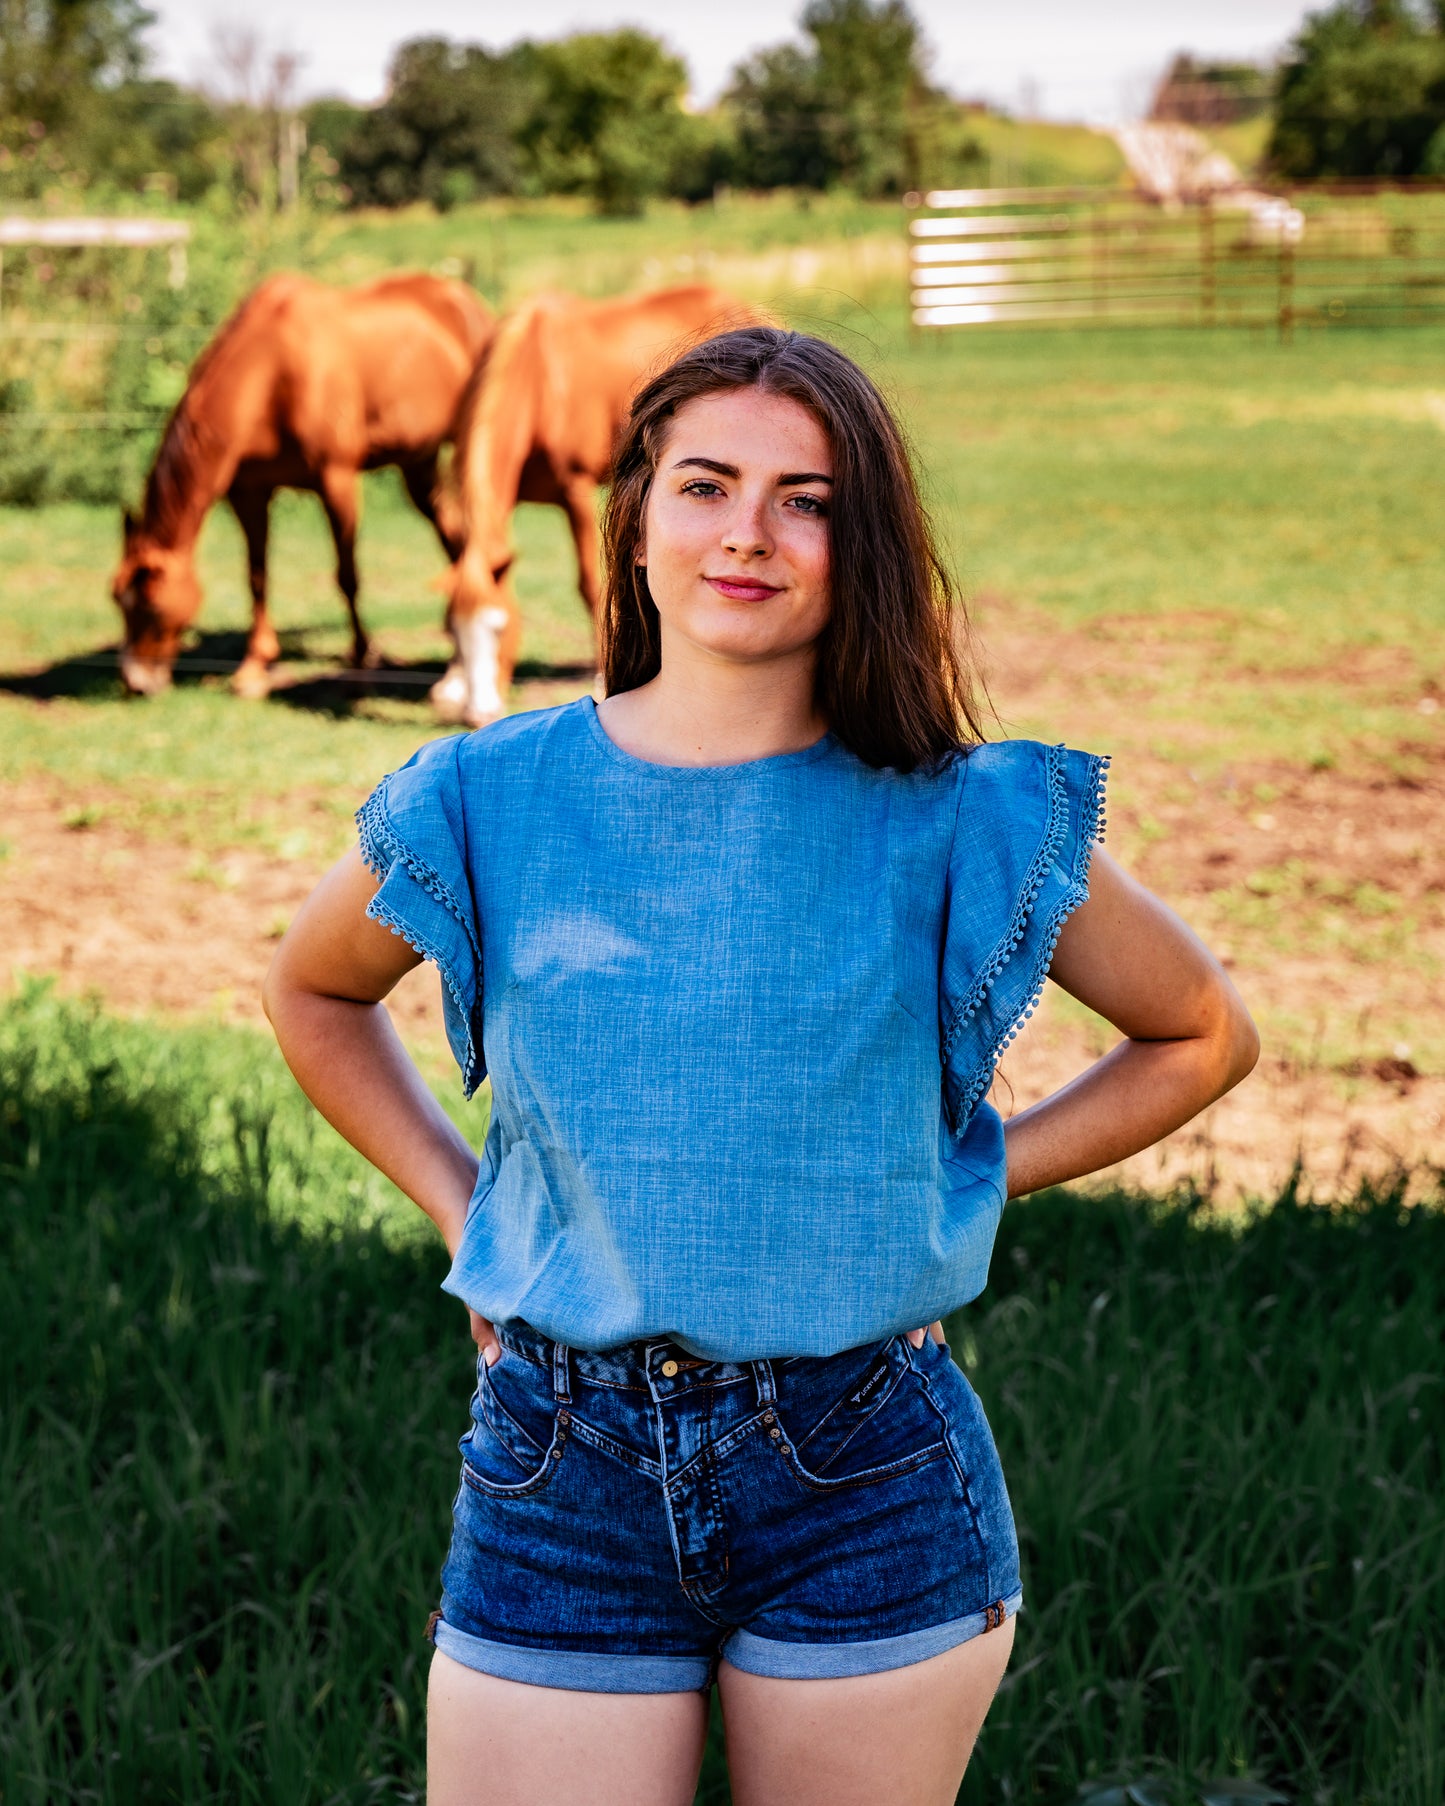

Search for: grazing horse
xmin=112 ymin=272 xmax=493 ymax=698
xmin=435 ymin=284 xmax=762 ymax=726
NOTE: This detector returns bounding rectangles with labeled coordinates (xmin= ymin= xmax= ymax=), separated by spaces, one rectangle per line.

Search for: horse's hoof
xmin=463 ymin=709 xmax=503 ymax=730
xmin=231 ymin=660 xmax=272 ymax=699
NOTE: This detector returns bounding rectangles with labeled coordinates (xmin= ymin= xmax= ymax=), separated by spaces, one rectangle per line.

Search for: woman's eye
xmin=680 ymin=479 xmax=723 ymax=498
xmin=787 ymin=493 xmax=829 ymax=517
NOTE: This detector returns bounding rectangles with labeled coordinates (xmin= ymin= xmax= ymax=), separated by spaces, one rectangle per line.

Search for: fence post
xmin=1200 ymin=199 xmax=1215 ymax=327
xmin=1278 ymin=230 xmax=1295 ymax=342
xmin=903 ymin=190 xmax=921 ymax=345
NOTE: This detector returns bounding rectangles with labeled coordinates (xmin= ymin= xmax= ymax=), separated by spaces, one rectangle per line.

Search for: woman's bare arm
xmin=262 ymin=848 xmax=480 ymax=1256
xmin=1003 ymin=847 xmax=1259 ymax=1198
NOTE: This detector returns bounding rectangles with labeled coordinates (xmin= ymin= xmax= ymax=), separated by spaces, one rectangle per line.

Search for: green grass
xmin=6 ymin=319 xmax=1443 ymax=790
xmin=4 ymin=240 xmax=1442 ymax=1073
xmin=2 ymin=986 xmax=1441 ymax=1802
xmin=959 ymin=113 xmax=1127 ymax=190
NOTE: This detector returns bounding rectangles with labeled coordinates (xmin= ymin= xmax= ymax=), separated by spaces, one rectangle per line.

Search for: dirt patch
xmin=979 ymin=602 xmax=1445 ymax=1197
xmin=0 ymin=778 xmax=449 ymax=1060
xmin=2 ymin=628 xmax=1442 ymax=1200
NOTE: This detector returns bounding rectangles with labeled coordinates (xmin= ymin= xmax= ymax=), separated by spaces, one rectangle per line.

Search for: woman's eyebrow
xmin=671 ymin=455 xmax=833 ymax=485
xmin=671 ymin=456 xmax=739 ymax=477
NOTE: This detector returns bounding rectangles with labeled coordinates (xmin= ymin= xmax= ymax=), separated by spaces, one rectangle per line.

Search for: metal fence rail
xmin=905 ymin=185 xmax=1445 ymax=333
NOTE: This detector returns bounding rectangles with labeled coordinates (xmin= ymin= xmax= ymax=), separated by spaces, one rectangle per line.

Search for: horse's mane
xmin=451 ymin=297 xmax=555 ymax=522
xmin=141 ymin=278 xmax=297 ymax=541
xmin=453 ymin=299 xmax=544 ymax=471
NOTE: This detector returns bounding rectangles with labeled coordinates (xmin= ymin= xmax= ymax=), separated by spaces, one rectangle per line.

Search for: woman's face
xmin=639 ymin=386 xmax=833 ymax=668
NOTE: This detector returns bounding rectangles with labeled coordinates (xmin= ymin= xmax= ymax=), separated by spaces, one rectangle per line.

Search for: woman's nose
xmin=722 ymin=503 xmax=772 ymax=559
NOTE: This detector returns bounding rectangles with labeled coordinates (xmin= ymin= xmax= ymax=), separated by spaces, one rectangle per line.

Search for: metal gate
xmin=906 ymin=184 xmax=1445 ymax=332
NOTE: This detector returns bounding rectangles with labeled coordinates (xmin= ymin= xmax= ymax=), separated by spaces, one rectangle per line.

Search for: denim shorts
xmin=429 ymin=1321 xmax=1022 ymax=1693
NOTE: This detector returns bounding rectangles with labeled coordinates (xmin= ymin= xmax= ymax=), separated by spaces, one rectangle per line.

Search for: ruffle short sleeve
xmin=355 ymin=735 xmax=485 ymax=1097
xmin=940 ymin=741 xmax=1108 ymax=1134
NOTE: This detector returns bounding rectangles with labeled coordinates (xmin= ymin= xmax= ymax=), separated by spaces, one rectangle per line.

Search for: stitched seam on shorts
xmin=912 ymin=1350 xmax=993 ymax=1594
xmin=480 ymin=1370 xmax=547 ymax=1463
xmin=665 ymin=1411 xmax=768 ymax=1485
xmin=568 ymin=1416 xmax=662 ymax=1480
xmin=796 ymin=1351 xmax=908 ymax=1473
xmin=458 ymin=1448 xmax=558 ymax=1498
xmin=780 ymin=1437 xmax=949 ymax=1492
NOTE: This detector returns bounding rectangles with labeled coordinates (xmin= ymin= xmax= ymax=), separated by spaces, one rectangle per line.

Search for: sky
xmin=146 ymin=1 xmax=1320 ymax=126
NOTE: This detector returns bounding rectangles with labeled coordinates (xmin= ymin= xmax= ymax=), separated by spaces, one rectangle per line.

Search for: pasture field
xmin=2 ymin=984 xmax=1442 ymax=1804
xmin=2 ymin=227 xmax=1442 ymax=1182
xmin=1 ymin=197 xmax=1443 ymax=1799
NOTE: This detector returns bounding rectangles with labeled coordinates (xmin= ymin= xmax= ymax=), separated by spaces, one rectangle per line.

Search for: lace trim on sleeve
xmin=355 ymin=783 xmax=484 ymax=1096
xmin=942 ymin=745 xmax=1110 ymax=1131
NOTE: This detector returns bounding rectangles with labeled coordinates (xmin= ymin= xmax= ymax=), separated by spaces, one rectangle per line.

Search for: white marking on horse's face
xmin=454 ymin=605 xmax=510 ymax=724
xmin=119 ymin=649 xmax=173 ymax=696
xmin=431 ymin=664 xmax=468 ymax=710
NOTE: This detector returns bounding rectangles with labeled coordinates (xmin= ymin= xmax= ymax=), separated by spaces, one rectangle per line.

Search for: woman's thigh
xmin=426 ymin=1648 xmax=710 ymax=1806
xmin=717 ymin=1615 xmax=1015 ymax=1806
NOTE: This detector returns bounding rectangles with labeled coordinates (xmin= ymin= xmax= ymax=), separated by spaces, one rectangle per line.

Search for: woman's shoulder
xmin=953 ymin=738 xmax=1108 ymax=828
xmin=452 ymin=697 xmax=590 ymax=771
xmin=373 ymin=700 xmax=590 ymax=808
xmin=879 ymin=736 xmax=1105 ymax=824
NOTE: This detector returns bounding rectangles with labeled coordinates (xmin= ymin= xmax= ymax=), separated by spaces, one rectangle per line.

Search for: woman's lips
xmin=706 ymin=576 xmax=782 ymax=602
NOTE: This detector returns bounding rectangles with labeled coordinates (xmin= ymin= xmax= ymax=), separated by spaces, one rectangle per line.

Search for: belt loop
xmin=552 ymin=1338 xmax=572 ymax=1406
xmin=752 ymin=1357 xmax=776 ymax=1408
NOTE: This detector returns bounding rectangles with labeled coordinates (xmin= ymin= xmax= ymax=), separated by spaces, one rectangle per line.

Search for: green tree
xmin=0 ymin=0 xmax=153 ymax=136
xmin=335 ymin=38 xmax=534 ymax=210
xmin=1269 ymin=1 xmax=1445 ymax=178
xmin=726 ymin=44 xmax=838 ymax=190
xmin=515 ymin=30 xmax=695 ymax=216
xmin=726 ymin=0 xmax=945 ymax=197
xmin=0 ymin=0 xmax=221 ymax=198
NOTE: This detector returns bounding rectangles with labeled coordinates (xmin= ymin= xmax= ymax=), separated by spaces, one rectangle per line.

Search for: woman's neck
xmin=597 ymin=638 xmax=827 ymax=769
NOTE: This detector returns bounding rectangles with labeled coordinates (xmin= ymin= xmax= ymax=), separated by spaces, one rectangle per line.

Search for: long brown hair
xmin=600 ymin=326 xmax=985 ymax=771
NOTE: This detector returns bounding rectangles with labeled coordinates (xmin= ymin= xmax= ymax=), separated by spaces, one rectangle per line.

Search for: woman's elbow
xmin=1214 ymin=987 xmax=1261 ymax=1093
xmin=261 ymin=939 xmax=292 ymax=1031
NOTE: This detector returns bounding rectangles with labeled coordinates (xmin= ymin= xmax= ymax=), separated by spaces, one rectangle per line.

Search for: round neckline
xmin=580 ymin=696 xmax=836 ymax=777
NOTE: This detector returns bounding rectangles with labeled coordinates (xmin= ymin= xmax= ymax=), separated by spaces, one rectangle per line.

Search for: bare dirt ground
xmin=3 ymin=607 xmax=1441 ymax=1201
xmin=980 ymin=603 xmax=1445 ymax=1199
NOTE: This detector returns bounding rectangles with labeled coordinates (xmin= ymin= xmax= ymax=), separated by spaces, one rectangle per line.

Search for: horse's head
xmin=110 ymin=511 xmax=203 ymax=695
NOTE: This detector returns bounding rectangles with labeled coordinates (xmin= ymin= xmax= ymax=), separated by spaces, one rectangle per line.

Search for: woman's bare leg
xmin=426 ymin=1647 xmax=710 ymax=1806
xmin=719 ymin=1616 xmax=1015 ymax=1806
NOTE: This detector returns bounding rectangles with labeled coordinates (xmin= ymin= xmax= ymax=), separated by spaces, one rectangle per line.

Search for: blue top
xmin=356 ymin=698 xmax=1107 ymax=1362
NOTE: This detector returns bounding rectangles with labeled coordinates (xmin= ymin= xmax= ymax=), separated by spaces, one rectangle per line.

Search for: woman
xmin=264 ymin=327 xmax=1257 ymax=1805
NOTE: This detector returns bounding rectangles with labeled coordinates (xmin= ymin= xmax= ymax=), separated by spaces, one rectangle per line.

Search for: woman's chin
xmin=667 ymin=603 xmax=825 ymax=667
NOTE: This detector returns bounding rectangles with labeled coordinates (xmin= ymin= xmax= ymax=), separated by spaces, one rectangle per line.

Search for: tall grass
xmin=1 ymin=985 xmax=1441 ymax=1802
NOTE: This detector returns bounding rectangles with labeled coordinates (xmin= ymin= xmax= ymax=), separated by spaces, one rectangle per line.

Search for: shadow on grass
xmin=5 ymin=982 xmax=1441 ymax=1804
xmin=0 ymin=630 xmax=596 ymax=718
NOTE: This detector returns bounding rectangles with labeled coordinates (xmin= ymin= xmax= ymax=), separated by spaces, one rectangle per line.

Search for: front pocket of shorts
xmin=460 ymin=1357 xmax=559 ymax=1496
xmin=778 ymin=1341 xmax=951 ymax=1491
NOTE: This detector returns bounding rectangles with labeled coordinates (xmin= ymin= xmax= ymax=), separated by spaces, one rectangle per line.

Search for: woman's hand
xmin=906 ymin=1322 xmax=947 ymax=1349
xmin=1004 ymin=847 xmax=1259 ymax=1197
xmin=470 ymin=1309 xmax=502 ymax=1366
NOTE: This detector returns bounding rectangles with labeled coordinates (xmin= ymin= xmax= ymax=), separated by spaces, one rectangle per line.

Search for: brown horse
xmin=436 ymin=284 xmax=763 ymax=726
xmin=112 ymin=272 xmax=493 ymax=697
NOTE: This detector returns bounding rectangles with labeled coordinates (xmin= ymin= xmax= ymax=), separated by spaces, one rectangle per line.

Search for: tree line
xmin=4 ymin=0 xmax=1445 ymax=214
xmin=0 ymin=0 xmax=984 ymax=213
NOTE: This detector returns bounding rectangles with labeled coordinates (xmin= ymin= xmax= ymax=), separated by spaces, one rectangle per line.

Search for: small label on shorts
xmin=848 ymin=1356 xmax=891 ymax=1409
